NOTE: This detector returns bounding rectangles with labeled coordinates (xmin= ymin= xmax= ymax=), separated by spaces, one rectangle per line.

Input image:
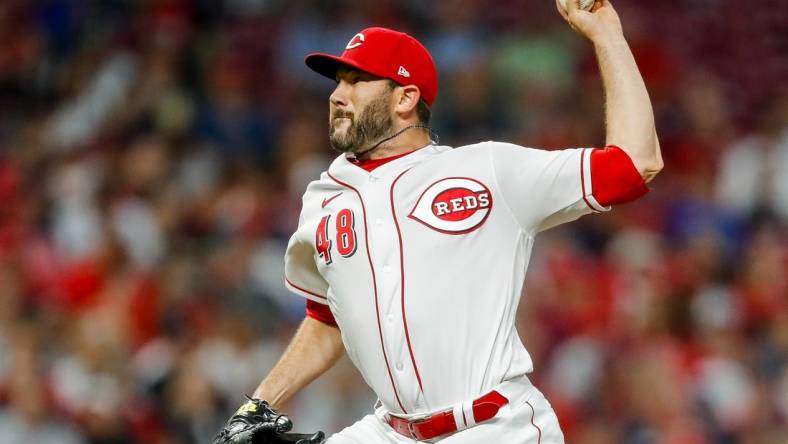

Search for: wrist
xmin=590 ymin=30 xmax=627 ymax=48
xmin=253 ymin=385 xmax=286 ymax=410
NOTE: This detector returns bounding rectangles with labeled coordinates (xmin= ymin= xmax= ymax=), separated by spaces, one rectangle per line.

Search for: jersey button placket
xmin=368 ymin=177 xmax=415 ymax=407
xmin=364 ymin=182 xmax=406 ymax=395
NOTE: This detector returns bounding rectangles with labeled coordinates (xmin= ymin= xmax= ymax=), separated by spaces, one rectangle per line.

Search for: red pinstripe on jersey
xmin=526 ymin=401 xmax=542 ymax=444
xmin=390 ymin=168 xmax=425 ymax=395
xmin=284 ymin=277 xmax=327 ymax=300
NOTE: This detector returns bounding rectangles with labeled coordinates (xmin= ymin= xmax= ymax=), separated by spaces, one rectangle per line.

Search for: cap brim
xmin=305 ymin=53 xmax=384 ymax=81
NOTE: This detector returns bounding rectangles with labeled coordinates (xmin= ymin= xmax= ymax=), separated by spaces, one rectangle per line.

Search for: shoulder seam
xmin=487 ymin=145 xmax=534 ymax=236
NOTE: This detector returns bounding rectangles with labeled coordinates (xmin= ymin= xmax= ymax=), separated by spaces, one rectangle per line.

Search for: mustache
xmin=331 ymin=110 xmax=354 ymax=120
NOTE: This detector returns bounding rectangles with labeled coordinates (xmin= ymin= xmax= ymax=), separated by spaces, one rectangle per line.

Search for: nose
xmin=330 ymin=79 xmax=350 ymax=108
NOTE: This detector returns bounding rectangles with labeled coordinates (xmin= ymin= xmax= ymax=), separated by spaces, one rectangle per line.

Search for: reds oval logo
xmin=408 ymin=177 xmax=493 ymax=234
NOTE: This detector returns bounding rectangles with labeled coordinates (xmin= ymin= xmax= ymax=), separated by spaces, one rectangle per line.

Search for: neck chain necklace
xmin=352 ymin=124 xmax=439 ymax=159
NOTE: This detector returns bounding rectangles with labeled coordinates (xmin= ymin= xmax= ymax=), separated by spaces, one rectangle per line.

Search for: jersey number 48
xmin=316 ymin=209 xmax=357 ymax=264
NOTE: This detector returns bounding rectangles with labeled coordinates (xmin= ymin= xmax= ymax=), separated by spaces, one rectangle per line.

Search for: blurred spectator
xmin=0 ymin=323 xmax=85 ymax=444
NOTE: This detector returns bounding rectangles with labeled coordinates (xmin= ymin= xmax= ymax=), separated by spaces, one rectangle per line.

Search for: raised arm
xmin=254 ymin=316 xmax=345 ymax=409
xmin=558 ymin=0 xmax=663 ymax=182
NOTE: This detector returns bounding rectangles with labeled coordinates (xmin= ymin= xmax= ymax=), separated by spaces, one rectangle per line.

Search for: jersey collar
xmin=349 ymin=151 xmax=414 ymax=172
xmin=327 ymin=144 xmax=450 ymax=187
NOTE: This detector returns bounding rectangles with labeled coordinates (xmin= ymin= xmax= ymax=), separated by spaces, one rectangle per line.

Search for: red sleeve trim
xmin=306 ymin=299 xmax=338 ymax=327
xmin=589 ymin=145 xmax=649 ymax=206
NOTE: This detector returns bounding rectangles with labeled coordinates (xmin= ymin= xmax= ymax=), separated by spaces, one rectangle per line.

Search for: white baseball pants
xmin=325 ymin=378 xmax=564 ymax=443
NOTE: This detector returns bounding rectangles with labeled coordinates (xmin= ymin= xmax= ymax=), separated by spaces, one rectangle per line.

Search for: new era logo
xmin=397 ymin=66 xmax=410 ymax=78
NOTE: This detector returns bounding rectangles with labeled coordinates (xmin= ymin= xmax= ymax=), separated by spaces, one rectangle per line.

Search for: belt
xmin=385 ymin=390 xmax=508 ymax=441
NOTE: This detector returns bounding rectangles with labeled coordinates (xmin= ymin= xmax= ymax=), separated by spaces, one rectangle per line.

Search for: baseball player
xmin=213 ymin=1 xmax=662 ymax=443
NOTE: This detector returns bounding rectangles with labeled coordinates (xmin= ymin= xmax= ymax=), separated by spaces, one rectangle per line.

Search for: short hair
xmin=416 ymin=99 xmax=431 ymax=125
xmin=387 ymin=80 xmax=431 ymax=125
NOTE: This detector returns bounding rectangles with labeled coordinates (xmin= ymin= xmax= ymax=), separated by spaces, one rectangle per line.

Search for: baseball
xmin=559 ymin=0 xmax=595 ymax=12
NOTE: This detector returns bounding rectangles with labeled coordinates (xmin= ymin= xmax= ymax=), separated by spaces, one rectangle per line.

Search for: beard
xmin=329 ymin=92 xmax=394 ymax=153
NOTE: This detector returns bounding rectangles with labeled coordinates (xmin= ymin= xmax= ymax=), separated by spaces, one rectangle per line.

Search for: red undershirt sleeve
xmin=306 ymin=299 xmax=338 ymax=327
xmin=590 ymin=145 xmax=649 ymax=206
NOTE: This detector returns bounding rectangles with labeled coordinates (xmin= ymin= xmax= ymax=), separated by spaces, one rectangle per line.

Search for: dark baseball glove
xmin=212 ymin=397 xmax=325 ymax=444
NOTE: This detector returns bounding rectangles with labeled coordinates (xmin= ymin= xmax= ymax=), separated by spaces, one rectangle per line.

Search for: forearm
xmin=253 ymin=316 xmax=344 ymax=409
xmin=595 ymin=31 xmax=663 ymax=181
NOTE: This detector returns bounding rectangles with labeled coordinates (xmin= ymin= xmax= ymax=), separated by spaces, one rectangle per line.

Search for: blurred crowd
xmin=0 ymin=0 xmax=786 ymax=443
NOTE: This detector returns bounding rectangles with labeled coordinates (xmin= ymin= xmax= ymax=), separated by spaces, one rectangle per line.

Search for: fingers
xmin=558 ymin=0 xmax=592 ymax=25
xmin=555 ymin=0 xmax=569 ymax=21
xmin=591 ymin=0 xmax=609 ymax=13
xmin=555 ymin=0 xmax=580 ymax=32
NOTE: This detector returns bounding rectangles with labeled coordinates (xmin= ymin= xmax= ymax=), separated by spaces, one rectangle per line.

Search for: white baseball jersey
xmin=284 ymin=142 xmax=612 ymax=416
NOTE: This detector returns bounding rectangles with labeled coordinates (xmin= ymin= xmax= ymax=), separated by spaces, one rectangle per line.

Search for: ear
xmin=394 ymin=85 xmax=422 ymax=117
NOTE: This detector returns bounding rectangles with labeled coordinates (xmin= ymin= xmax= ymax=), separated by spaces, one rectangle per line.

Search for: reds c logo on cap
xmin=345 ymin=33 xmax=365 ymax=50
xmin=409 ymin=177 xmax=493 ymax=234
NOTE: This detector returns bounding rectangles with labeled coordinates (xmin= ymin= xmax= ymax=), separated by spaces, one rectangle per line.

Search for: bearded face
xmin=329 ymin=88 xmax=395 ymax=153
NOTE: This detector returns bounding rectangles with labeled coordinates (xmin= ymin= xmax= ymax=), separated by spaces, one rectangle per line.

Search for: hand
xmin=556 ymin=0 xmax=624 ymax=44
xmin=213 ymin=398 xmax=292 ymax=444
xmin=212 ymin=397 xmax=325 ymax=444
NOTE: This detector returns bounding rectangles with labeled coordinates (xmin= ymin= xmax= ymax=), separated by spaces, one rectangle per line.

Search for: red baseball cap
xmin=305 ymin=27 xmax=438 ymax=107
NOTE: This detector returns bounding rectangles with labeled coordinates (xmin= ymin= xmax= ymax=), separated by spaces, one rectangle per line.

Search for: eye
xmin=335 ymin=70 xmax=365 ymax=85
xmin=335 ymin=75 xmax=357 ymax=85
